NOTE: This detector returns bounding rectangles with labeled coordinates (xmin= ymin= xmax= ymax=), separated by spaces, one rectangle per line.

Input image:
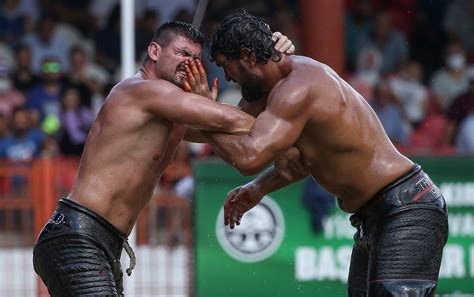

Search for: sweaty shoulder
xmin=113 ymin=75 xmax=183 ymax=101
xmin=269 ymin=56 xmax=346 ymax=119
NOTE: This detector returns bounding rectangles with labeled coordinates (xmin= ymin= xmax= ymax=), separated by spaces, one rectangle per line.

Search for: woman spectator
xmin=58 ymin=87 xmax=94 ymax=156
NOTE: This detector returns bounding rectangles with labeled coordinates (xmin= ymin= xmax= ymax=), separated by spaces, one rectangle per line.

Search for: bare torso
xmin=68 ymin=74 xmax=185 ymax=235
xmin=267 ymin=56 xmax=413 ymax=212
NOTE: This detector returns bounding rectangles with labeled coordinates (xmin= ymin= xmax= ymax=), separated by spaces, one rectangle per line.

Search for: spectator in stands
xmin=66 ymin=45 xmax=110 ymax=113
xmin=0 ymin=112 xmax=8 ymax=140
xmin=0 ymin=0 xmax=26 ymax=44
xmin=21 ymin=13 xmax=73 ymax=73
xmin=65 ymin=46 xmax=94 ymax=108
xmin=26 ymin=57 xmax=65 ymax=120
xmin=0 ymin=42 xmax=15 ymax=71
xmin=46 ymin=0 xmax=96 ymax=37
xmin=0 ymin=106 xmax=44 ymax=161
xmin=136 ymin=10 xmax=160 ymax=61
xmin=93 ymin=4 xmax=121 ymax=73
xmin=430 ymin=41 xmax=470 ymax=112
xmin=23 ymin=14 xmax=70 ymax=73
xmin=456 ymin=113 xmax=474 ymax=154
xmin=445 ymin=69 xmax=474 ymax=144
xmin=135 ymin=0 xmax=195 ymax=23
xmin=443 ymin=0 xmax=474 ymax=56
xmin=89 ymin=0 xmax=118 ymax=31
xmin=348 ymin=46 xmax=382 ymax=101
xmin=359 ymin=10 xmax=409 ymax=75
xmin=0 ymin=64 xmax=25 ymax=120
xmin=58 ymin=87 xmax=94 ymax=156
xmin=345 ymin=0 xmax=374 ymax=71
xmin=406 ymin=96 xmax=455 ymax=155
xmin=389 ymin=61 xmax=429 ymax=129
xmin=12 ymin=43 xmax=40 ymax=95
xmin=370 ymin=80 xmax=408 ymax=146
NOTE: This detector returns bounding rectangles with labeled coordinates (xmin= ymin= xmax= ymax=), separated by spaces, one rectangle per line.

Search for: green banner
xmin=194 ymin=157 xmax=474 ymax=297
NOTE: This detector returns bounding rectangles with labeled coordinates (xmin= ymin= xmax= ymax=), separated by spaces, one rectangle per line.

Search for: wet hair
xmin=152 ymin=21 xmax=205 ymax=48
xmin=209 ymin=11 xmax=281 ymax=64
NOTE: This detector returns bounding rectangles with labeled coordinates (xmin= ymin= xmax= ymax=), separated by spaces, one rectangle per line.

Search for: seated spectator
xmin=370 ymin=81 xmax=408 ymax=146
xmin=12 ymin=43 xmax=40 ymax=95
xmin=0 ymin=106 xmax=44 ymax=161
xmin=456 ymin=113 xmax=474 ymax=154
xmin=135 ymin=10 xmax=160 ymax=61
xmin=93 ymin=4 xmax=121 ymax=73
xmin=0 ymin=112 xmax=7 ymax=140
xmin=21 ymin=12 xmax=73 ymax=73
xmin=430 ymin=41 xmax=470 ymax=112
xmin=66 ymin=45 xmax=110 ymax=109
xmin=26 ymin=57 xmax=65 ymax=119
xmin=348 ymin=46 xmax=382 ymax=101
xmin=0 ymin=42 xmax=15 ymax=70
xmin=406 ymin=97 xmax=455 ymax=155
xmin=445 ymin=68 xmax=474 ymax=143
xmin=0 ymin=64 xmax=25 ymax=120
xmin=0 ymin=0 xmax=26 ymax=44
xmin=345 ymin=0 xmax=374 ymax=70
xmin=443 ymin=0 xmax=474 ymax=56
xmin=359 ymin=10 xmax=409 ymax=75
xmin=58 ymin=87 xmax=94 ymax=156
xmin=389 ymin=61 xmax=429 ymax=129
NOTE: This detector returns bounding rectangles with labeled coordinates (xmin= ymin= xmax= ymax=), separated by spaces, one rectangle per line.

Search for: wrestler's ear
xmin=148 ymin=42 xmax=162 ymax=62
xmin=240 ymin=48 xmax=257 ymax=67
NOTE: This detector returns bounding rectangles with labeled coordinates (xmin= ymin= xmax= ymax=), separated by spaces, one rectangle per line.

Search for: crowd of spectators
xmin=0 ymin=0 xmax=473 ymax=167
xmin=344 ymin=0 xmax=474 ymax=155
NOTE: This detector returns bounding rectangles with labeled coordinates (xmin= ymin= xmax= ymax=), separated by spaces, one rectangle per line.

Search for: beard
xmin=172 ymin=62 xmax=187 ymax=88
xmin=156 ymin=59 xmax=186 ymax=88
xmin=240 ymin=72 xmax=267 ymax=102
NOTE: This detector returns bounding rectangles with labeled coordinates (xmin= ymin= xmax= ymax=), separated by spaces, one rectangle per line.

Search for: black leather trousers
xmin=348 ymin=165 xmax=449 ymax=297
xmin=33 ymin=198 xmax=128 ymax=296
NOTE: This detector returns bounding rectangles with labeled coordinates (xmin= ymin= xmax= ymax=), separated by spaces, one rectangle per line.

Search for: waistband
xmin=355 ymin=164 xmax=443 ymax=219
xmin=59 ymin=198 xmax=127 ymax=241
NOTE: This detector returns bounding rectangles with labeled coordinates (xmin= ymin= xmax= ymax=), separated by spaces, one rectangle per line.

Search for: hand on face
xmin=183 ymin=58 xmax=218 ymax=101
xmin=224 ymin=184 xmax=264 ymax=229
xmin=274 ymin=147 xmax=309 ymax=181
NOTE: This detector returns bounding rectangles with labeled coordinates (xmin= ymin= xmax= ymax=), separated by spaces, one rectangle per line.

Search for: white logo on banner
xmin=215 ymin=196 xmax=285 ymax=263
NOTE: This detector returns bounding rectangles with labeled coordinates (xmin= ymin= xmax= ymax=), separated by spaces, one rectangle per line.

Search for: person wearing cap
xmin=26 ymin=57 xmax=65 ymax=122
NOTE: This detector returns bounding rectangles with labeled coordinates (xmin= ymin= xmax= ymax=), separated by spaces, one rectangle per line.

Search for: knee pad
xmin=369 ymin=280 xmax=437 ymax=297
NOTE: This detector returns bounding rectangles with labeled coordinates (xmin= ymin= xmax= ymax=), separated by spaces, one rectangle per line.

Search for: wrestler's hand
xmin=224 ymin=183 xmax=264 ymax=229
xmin=272 ymin=32 xmax=295 ymax=55
xmin=274 ymin=147 xmax=309 ymax=181
xmin=183 ymin=58 xmax=218 ymax=101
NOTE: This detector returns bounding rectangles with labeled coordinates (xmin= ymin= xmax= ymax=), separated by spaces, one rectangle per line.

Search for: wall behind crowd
xmin=0 ymin=0 xmax=473 ymax=167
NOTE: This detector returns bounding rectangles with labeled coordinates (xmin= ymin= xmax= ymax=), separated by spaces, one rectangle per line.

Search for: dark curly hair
xmin=209 ymin=11 xmax=281 ymax=64
xmin=152 ymin=21 xmax=205 ymax=48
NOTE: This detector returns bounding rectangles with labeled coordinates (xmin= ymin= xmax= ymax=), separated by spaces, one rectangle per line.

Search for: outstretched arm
xmin=202 ymin=82 xmax=310 ymax=175
xmin=139 ymin=79 xmax=255 ymax=134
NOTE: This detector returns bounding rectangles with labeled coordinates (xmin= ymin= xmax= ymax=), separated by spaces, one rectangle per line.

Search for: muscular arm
xmin=183 ymin=97 xmax=265 ymax=143
xmin=140 ymin=79 xmax=255 ymax=134
xmin=202 ymin=82 xmax=310 ymax=175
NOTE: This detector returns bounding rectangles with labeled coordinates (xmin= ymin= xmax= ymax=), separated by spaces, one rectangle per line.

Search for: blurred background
xmin=0 ymin=0 xmax=473 ymax=296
